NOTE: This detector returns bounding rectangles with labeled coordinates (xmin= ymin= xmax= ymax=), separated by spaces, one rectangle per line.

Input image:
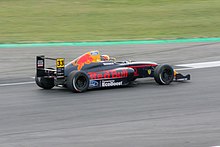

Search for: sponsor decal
xmin=90 ymin=51 xmax=99 ymax=56
xmin=72 ymin=53 xmax=93 ymax=70
xmin=89 ymin=80 xmax=99 ymax=87
xmin=103 ymin=62 xmax=114 ymax=66
xmin=147 ymin=69 xmax=151 ymax=75
xmin=57 ymin=68 xmax=64 ymax=77
xmin=102 ymin=80 xmax=123 ymax=87
xmin=88 ymin=69 xmax=128 ymax=80
xmin=37 ymin=60 xmax=44 ymax=67
xmin=57 ymin=68 xmax=62 ymax=72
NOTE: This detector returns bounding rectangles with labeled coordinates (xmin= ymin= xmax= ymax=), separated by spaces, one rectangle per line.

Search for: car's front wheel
xmin=154 ymin=64 xmax=174 ymax=85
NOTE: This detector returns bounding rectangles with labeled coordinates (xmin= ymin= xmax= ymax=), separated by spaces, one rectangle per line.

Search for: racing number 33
xmin=56 ymin=58 xmax=64 ymax=68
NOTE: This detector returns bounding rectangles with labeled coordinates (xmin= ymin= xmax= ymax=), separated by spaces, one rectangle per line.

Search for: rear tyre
xmin=154 ymin=64 xmax=174 ymax=85
xmin=35 ymin=76 xmax=55 ymax=89
xmin=67 ymin=71 xmax=89 ymax=93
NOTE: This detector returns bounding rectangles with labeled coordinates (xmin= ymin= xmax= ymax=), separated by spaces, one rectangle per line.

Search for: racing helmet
xmin=101 ymin=55 xmax=110 ymax=61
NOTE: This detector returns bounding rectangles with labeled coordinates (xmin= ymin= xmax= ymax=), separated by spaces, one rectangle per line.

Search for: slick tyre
xmin=35 ymin=76 xmax=55 ymax=89
xmin=154 ymin=64 xmax=174 ymax=85
xmin=67 ymin=71 xmax=89 ymax=93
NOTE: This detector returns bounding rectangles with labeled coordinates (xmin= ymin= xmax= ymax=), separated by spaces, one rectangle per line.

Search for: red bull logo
xmin=72 ymin=53 xmax=93 ymax=70
xmin=71 ymin=51 xmax=101 ymax=70
xmin=88 ymin=69 xmax=128 ymax=80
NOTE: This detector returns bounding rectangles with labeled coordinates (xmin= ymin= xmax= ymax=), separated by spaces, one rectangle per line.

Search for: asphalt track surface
xmin=0 ymin=42 xmax=220 ymax=147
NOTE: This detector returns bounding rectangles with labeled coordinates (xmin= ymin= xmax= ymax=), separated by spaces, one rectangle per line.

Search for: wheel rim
xmin=75 ymin=76 xmax=87 ymax=90
xmin=161 ymin=69 xmax=173 ymax=83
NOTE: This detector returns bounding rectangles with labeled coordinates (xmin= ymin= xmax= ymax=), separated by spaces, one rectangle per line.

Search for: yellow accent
xmin=89 ymin=50 xmax=101 ymax=62
xmin=56 ymin=58 xmax=64 ymax=68
xmin=148 ymin=69 xmax=151 ymax=75
xmin=174 ymin=69 xmax=177 ymax=76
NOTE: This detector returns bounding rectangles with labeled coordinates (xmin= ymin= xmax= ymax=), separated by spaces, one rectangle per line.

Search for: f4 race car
xmin=35 ymin=50 xmax=190 ymax=93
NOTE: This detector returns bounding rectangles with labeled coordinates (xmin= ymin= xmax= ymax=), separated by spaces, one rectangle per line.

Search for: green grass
xmin=0 ymin=0 xmax=220 ymax=43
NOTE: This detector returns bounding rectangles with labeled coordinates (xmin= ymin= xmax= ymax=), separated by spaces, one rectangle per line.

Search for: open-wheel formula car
xmin=35 ymin=50 xmax=190 ymax=93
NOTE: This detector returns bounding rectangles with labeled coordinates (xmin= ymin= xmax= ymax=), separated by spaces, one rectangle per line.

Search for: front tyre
xmin=67 ymin=71 xmax=89 ymax=93
xmin=35 ymin=76 xmax=54 ymax=89
xmin=154 ymin=64 xmax=174 ymax=85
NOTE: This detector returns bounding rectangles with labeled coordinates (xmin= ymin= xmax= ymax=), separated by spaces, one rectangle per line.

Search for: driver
xmin=101 ymin=55 xmax=110 ymax=61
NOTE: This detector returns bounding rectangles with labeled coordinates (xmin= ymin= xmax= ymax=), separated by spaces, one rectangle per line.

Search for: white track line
xmin=1 ymin=61 xmax=220 ymax=87
xmin=175 ymin=67 xmax=195 ymax=71
xmin=176 ymin=61 xmax=220 ymax=69
xmin=0 ymin=81 xmax=35 ymax=87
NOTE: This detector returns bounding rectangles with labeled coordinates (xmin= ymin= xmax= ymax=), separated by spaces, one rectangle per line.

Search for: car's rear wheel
xmin=35 ymin=76 xmax=55 ymax=89
xmin=154 ymin=64 xmax=174 ymax=85
xmin=67 ymin=71 xmax=89 ymax=93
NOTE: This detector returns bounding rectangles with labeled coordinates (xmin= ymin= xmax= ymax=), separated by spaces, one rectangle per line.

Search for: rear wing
xmin=36 ymin=56 xmax=65 ymax=79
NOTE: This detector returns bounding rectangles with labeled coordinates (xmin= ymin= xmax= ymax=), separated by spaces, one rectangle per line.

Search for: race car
xmin=35 ymin=50 xmax=190 ymax=92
